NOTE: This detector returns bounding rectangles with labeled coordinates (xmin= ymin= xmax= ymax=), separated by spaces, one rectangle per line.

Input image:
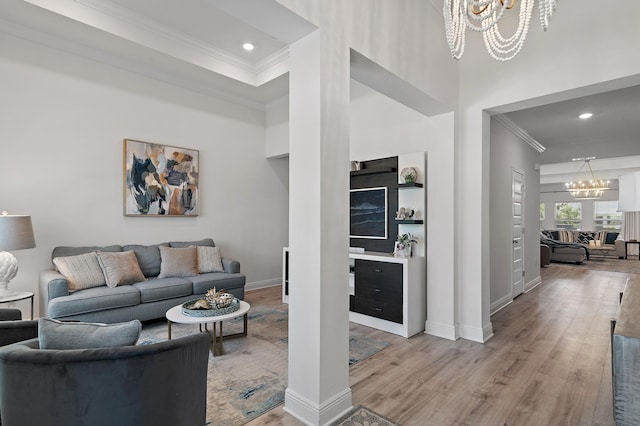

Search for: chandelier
xmin=565 ymin=157 xmax=610 ymax=200
xmin=443 ymin=0 xmax=558 ymax=61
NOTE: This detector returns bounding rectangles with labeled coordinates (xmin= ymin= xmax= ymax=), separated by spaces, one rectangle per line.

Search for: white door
xmin=512 ymin=169 xmax=525 ymax=297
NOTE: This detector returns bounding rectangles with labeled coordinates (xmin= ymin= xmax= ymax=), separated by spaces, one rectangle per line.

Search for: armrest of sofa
xmin=221 ymin=257 xmax=240 ymax=274
xmin=39 ymin=270 xmax=70 ymax=317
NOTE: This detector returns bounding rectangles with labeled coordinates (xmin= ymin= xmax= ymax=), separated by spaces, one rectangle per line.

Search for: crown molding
xmin=494 ymin=114 xmax=546 ymax=153
xmin=0 ymin=17 xmax=268 ymax=111
xmin=24 ymin=0 xmax=290 ymax=86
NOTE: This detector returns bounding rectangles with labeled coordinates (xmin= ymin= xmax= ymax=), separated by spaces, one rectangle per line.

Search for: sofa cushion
xmin=169 ymin=238 xmax=214 ymax=248
xmin=132 ymin=277 xmax=193 ymax=303
xmin=197 ymin=246 xmax=224 ymax=273
xmin=122 ymin=244 xmax=167 ymax=277
xmin=53 ymin=252 xmax=106 ymax=292
xmin=189 ymin=272 xmax=246 ymax=295
xmin=96 ymin=250 xmax=146 ymax=288
xmin=576 ymin=232 xmax=593 ymax=245
xmin=38 ymin=318 xmax=141 ymax=349
xmin=52 ymin=245 xmax=122 ymax=262
xmin=47 ymin=285 xmax=140 ymax=319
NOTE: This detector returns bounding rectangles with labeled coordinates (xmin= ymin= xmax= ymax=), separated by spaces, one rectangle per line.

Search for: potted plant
xmin=394 ymin=233 xmax=417 ymax=257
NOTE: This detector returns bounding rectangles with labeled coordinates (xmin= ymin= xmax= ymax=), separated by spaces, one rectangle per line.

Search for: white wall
xmin=457 ymin=0 xmax=640 ymax=341
xmin=489 ymin=118 xmax=541 ymax=314
xmin=350 ymin=80 xmax=457 ymax=340
xmin=0 ymin=33 xmax=289 ymax=316
xmin=265 ymin=96 xmax=290 ymax=159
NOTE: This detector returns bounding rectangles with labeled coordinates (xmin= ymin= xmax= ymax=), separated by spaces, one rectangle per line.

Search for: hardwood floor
xmin=246 ymin=264 xmax=635 ymax=425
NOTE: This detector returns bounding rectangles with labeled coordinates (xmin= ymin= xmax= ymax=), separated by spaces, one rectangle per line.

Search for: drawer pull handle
xmin=374 ymin=288 xmax=382 ymax=292
xmin=374 ymin=269 xmax=383 ymax=273
xmin=374 ymin=307 xmax=383 ymax=312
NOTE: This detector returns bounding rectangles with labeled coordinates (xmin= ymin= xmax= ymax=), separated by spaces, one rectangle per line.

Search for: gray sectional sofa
xmin=39 ymin=238 xmax=245 ymax=323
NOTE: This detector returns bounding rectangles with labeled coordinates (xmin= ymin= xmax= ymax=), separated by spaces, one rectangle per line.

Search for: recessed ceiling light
xmin=242 ymin=43 xmax=254 ymax=52
xmin=579 ymin=112 xmax=593 ymax=119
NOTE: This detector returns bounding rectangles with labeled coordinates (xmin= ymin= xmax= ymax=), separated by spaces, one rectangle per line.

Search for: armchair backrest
xmin=0 ymin=333 xmax=211 ymax=426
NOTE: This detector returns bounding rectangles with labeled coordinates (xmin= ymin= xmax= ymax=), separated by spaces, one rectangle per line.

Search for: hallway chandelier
xmin=565 ymin=157 xmax=610 ymax=200
xmin=443 ymin=0 xmax=558 ymax=61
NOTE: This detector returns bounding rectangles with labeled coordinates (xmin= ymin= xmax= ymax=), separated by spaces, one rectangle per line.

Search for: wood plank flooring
xmin=245 ymin=264 xmax=635 ymax=425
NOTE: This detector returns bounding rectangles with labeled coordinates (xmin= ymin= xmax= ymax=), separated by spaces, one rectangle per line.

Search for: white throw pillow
xmin=53 ymin=252 xmax=106 ymax=292
xmin=197 ymin=246 xmax=224 ymax=273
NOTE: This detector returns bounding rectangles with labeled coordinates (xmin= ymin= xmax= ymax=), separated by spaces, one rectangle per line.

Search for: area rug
xmin=139 ymin=306 xmax=391 ymax=426
xmin=332 ymin=405 xmax=399 ymax=426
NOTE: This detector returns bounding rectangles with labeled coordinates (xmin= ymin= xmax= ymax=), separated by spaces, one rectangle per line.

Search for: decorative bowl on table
xmin=182 ymin=297 xmax=240 ymax=317
xmin=205 ymin=288 xmax=235 ymax=309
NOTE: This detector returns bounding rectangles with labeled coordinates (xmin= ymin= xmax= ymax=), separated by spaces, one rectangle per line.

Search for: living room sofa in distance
xmin=39 ymin=238 xmax=245 ymax=323
xmin=540 ymin=230 xmax=625 ymax=264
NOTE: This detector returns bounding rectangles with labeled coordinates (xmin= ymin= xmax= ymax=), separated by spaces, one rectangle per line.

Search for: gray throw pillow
xmin=158 ymin=245 xmax=198 ymax=278
xmin=38 ymin=318 xmax=142 ymax=350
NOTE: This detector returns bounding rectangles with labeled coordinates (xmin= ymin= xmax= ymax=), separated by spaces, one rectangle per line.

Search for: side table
xmin=625 ymin=241 xmax=640 ymax=260
xmin=0 ymin=291 xmax=34 ymax=319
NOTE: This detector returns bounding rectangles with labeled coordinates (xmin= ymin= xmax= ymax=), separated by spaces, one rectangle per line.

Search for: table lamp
xmin=0 ymin=212 xmax=36 ymax=295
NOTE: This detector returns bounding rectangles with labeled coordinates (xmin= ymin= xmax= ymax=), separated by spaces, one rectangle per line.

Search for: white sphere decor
xmin=0 ymin=251 xmax=18 ymax=292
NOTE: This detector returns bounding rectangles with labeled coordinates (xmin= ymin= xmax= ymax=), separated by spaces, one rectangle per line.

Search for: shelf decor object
xmin=0 ymin=212 xmax=36 ymax=295
xmin=400 ymin=167 xmax=417 ymax=184
xmin=443 ymin=0 xmax=558 ymax=61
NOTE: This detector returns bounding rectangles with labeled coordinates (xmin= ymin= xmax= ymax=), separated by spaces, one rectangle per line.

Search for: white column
xmin=284 ymin=30 xmax=352 ymax=425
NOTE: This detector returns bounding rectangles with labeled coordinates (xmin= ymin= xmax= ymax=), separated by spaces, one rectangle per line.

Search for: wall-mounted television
xmin=350 ymin=187 xmax=388 ymax=239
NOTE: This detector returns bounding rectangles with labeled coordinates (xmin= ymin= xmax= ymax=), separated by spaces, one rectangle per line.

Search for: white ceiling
xmin=1 ymin=0 xmax=316 ymax=108
xmin=505 ymin=85 xmax=640 ymax=166
xmin=3 ymin=0 xmax=639 ymax=172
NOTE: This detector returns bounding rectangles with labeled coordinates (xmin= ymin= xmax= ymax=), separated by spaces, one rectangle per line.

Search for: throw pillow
xmin=197 ymin=246 xmax=224 ymax=273
xmin=38 ymin=318 xmax=142 ymax=350
xmin=95 ymin=250 xmax=146 ymax=288
xmin=576 ymin=232 xmax=593 ymax=245
xmin=53 ymin=252 xmax=106 ymax=292
xmin=606 ymin=232 xmax=620 ymax=245
xmin=158 ymin=245 xmax=198 ymax=278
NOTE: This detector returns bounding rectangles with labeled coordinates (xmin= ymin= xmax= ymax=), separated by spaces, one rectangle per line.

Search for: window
xmin=540 ymin=203 xmax=545 ymax=229
xmin=594 ymin=201 xmax=622 ymax=231
xmin=555 ymin=202 xmax=582 ymax=230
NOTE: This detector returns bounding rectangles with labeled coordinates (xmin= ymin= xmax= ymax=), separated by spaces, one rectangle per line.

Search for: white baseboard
xmin=459 ymin=322 xmax=494 ymax=343
xmin=524 ymin=275 xmax=542 ymax=292
xmin=490 ymin=294 xmax=513 ymax=315
xmin=284 ymin=387 xmax=352 ymax=426
xmin=425 ymin=320 xmax=458 ymax=340
xmin=245 ymin=278 xmax=281 ymax=292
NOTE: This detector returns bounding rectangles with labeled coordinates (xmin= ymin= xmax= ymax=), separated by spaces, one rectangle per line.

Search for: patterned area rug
xmin=139 ymin=306 xmax=391 ymax=426
xmin=332 ymin=405 xmax=399 ymax=426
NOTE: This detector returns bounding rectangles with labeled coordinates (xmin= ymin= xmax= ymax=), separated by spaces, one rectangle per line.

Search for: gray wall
xmin=490 ymin=118 xmax=541 ymax=314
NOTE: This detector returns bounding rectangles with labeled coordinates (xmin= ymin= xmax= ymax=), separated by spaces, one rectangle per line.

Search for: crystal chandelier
xmin=443 ymin=0 xmax=558 ymax=61
xmin=565 ymin=157 xmax=610 ymax=200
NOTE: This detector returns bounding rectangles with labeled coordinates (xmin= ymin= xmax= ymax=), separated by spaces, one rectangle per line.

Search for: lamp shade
xmin=0 ymin=215 xmax=36 ymax=251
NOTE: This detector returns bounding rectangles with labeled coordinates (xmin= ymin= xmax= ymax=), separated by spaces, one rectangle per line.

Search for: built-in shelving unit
xmin=349 ymin=167 xmax=396 ymax=177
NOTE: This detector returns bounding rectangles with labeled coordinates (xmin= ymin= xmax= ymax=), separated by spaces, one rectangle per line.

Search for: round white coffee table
xmin=166 ymin=300 xmax=250 ymax=356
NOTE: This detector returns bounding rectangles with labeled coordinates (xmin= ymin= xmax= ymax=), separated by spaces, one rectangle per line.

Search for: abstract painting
xmin=123 ymin=139 xmax=199 ymax=216
xmin=350 ymin=187 xmax=388 ymax=239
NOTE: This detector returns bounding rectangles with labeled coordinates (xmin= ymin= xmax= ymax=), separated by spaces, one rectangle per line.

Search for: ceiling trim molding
xmin=0 ymin=17 xmax=268 ymax=111
xmin=24 ymin=0 xmax=266 ymax=85
xmin=494 ymin=114 xmax=546 ymax=153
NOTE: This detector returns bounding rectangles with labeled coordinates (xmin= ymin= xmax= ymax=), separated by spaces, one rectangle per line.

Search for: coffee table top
xmin=166 ymin=300 xmax=250 ymax=325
